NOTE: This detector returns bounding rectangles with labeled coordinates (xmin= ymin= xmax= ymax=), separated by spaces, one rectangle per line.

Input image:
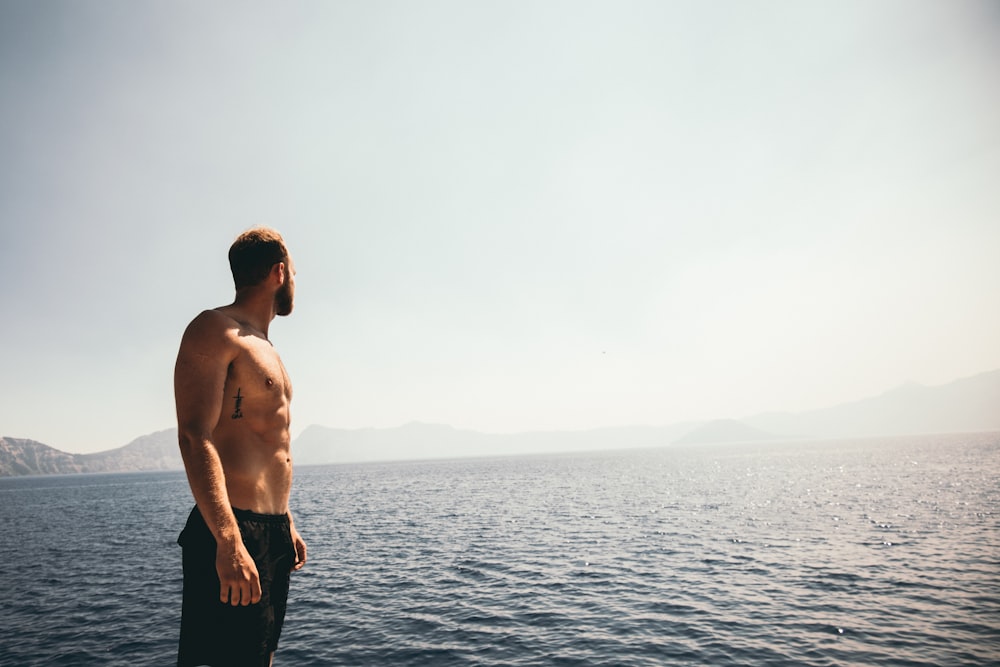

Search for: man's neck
xmin=229 ymin=291 xmax=277 ymax=338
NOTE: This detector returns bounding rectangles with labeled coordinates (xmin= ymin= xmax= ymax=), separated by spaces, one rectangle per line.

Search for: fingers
xmin=292 ymin=538 xmax=307 ymax=571
xmin=217 ymin=560 xmax=262 ymax=606
xmin=219 ymin=576 xmax=261 ymax=606
xmin=296 ymin=543 xmax=307 ymax=569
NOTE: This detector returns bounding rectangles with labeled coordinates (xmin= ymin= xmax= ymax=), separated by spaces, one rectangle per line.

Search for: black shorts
xmin=177 ymin=506 xmax=296 ymax=667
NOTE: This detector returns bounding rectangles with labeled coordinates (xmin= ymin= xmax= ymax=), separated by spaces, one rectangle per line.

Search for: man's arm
xmin=174 ymin=311 xmax=262 ymax=606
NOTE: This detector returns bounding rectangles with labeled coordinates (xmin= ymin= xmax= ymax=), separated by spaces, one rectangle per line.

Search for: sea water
xmin=1 ymin=433 xmax=998 ymax=666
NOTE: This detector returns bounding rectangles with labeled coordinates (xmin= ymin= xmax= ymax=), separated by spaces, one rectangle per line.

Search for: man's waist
xmin=231 ymin=506 xmax=290 ymax=524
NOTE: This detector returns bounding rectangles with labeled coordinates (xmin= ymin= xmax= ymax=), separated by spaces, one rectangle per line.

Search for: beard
xmin=275 ymin=280 xmax=294 ymax=316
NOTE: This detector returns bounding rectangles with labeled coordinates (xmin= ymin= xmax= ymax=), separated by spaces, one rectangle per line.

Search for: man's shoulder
xmin=175 ymin=310 xmax=244 ymax=374
xmin=181 ymin=309 xmax=242 ymax=346
xmin=185 ymin=308 xmax=237 ymax=330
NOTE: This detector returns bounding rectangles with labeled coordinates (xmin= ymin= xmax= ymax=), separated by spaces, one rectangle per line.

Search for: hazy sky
xmin=1 ymin=1 xmax=998 ymax=453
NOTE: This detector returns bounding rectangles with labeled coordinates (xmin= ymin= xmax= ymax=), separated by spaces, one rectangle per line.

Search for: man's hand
xmin=216 ymin=539 xmax=262 ymax=606
xmin=291 ymin=526 xmax=307 ymax=571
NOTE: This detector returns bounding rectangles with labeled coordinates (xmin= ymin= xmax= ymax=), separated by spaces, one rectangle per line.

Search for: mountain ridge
xmin=743 ymin=369 xmax=1000 ymax=439
xmin=0 ymin=429 xmax=180 ymax=477
xmin=3 ymin=369 xmax=998 ymax=475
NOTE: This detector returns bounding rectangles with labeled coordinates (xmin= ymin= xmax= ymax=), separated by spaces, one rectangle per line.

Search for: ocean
xmin=1 ymin=432 xmax=998 ymax=666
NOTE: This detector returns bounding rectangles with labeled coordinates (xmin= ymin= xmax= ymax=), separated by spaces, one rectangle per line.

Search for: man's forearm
xmin=179 ymin=434 xmax=241 ymax=545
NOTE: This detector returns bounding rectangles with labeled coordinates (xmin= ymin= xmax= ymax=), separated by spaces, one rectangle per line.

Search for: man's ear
xmin=271 ymin=262 xmax=287 ymax=285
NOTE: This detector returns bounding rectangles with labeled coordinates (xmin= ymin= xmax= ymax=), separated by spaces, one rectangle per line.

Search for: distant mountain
xmin=80 ymin=429 xmax=182 ymax=471
xmin=0 ymin=429 xmax=180 ymax=477
xmin=294 ymin=421 xmax=694 ymax=466
xmin=0 ymin=422 xmax=692 ymax=475
xmin=0 ymin=437 xmax=87 ymax=476
xmin=672 ymin=419 xmax=783 ymax=445
xmin=744 ymin=369 xmax=1000 ymax=439
xmin=4 ymin=369 xmax=998 ymax=475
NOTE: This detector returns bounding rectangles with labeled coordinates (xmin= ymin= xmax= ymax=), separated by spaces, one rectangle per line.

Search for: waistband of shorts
xmin=231 ymin=507 xmax=290 ymax=524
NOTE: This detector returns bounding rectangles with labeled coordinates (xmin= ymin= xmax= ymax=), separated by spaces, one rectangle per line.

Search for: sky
xmin=1 ymin=1 xmax=998 ymax=454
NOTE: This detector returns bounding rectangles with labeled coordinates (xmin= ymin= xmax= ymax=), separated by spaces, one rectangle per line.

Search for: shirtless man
xmin=174 ymin=227 xmax=307 ymax=667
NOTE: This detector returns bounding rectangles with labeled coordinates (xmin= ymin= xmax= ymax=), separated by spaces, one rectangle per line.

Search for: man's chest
xmin=228 ymin=339 xmax=292 ymax=399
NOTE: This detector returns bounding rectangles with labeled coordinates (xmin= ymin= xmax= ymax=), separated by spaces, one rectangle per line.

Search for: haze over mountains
xmin=2 ymin=370 xmax=998 ymax=476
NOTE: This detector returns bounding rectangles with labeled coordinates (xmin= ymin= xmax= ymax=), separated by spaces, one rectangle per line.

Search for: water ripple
xmin=2 ymin=434 xmax=1000 ymax=665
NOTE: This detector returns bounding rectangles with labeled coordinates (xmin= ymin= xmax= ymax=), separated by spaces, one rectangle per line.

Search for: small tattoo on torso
xmin=232 ymin=388 xmax=244 ymax=419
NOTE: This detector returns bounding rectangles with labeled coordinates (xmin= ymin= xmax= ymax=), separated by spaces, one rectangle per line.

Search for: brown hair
xmin=228 ymin=227 xmax=289 ymax=290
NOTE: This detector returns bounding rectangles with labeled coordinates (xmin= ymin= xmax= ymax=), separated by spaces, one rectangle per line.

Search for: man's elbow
xmin=177 ymin=427 xmax=212 ymax=458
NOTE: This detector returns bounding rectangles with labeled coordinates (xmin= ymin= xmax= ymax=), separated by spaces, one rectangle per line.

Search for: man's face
xmin=275 ymin=257 xmax=295 ymax=317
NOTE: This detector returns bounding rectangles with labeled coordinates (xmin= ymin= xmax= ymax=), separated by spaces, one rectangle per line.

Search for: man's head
xmin=229 ymin=227 xmax=295 ymax=315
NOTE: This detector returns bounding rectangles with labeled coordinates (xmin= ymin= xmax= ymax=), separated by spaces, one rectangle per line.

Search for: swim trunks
xmin=177 ymin=506 xmax=296 ymax=667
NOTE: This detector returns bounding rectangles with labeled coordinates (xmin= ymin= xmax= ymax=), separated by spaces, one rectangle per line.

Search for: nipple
xmin=266 ymin=378 xmax=274 ymax=387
